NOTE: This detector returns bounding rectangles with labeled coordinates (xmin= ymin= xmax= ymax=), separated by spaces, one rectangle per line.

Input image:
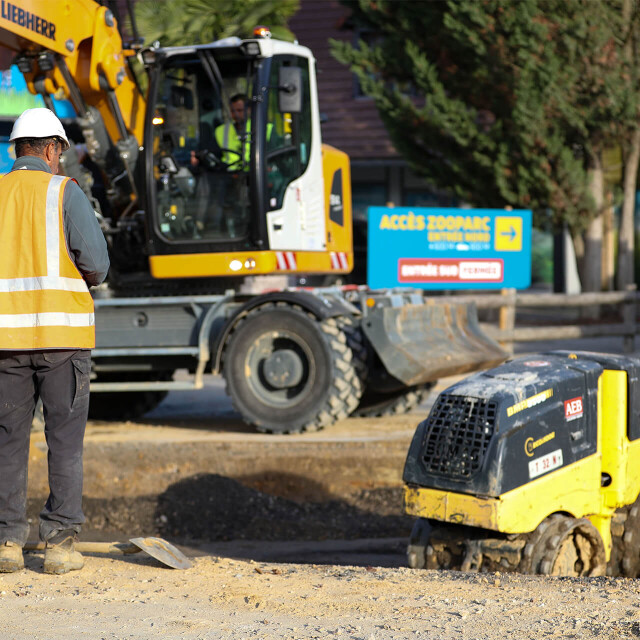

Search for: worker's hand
xmin=190 ymin=150 xmax=199 ymax=167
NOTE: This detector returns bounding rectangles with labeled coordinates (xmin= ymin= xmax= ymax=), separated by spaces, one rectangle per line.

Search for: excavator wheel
xmin=338 ymin=314 xmax=368 ymax=417
xmin=520 ymin=514 xmax=606 ymax=577
xmin=338 ymin=314 xmax=371 ymax=421
xmin=88 ymin=372 xmax=173 ymax=421
xmin=341 ymin=315 xmax=368 ymax=385
xmin=354 ymin=383 xmax=435 ymax=418
xmin=621 ymin=497 xmax=640 ymax=577
xmin=223 ymin=303 xmax=363 ymax=433
xmin=88 ymin=390 xmax=169 ymax=421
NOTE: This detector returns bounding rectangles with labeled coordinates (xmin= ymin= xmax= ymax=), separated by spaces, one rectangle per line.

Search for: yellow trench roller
xmin=403 ymin=351 xmax=640 ymax=577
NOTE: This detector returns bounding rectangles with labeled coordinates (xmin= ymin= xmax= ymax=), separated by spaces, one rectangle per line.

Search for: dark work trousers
xmin=0 ymin=350 xmax=91 ymax=545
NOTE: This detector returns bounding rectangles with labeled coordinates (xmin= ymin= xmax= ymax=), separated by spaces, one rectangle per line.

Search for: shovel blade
xmin=361 ymin=301 xmax=508 ymax=386
xmin=129 ymin=537 xmax=192 ymax=570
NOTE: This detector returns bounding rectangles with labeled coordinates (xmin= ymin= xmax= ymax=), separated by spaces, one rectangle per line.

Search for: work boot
xmin=0 ymin=541 xmax=24 ymax=573
xmin=43 ymin=532 xmax=84 ymax=575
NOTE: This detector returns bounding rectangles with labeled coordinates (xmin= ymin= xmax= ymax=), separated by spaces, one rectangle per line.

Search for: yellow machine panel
xmin=322 ymin=143 xmax=353 ymax=266
xmin=404 ymin=452 xmax=603 ymax=536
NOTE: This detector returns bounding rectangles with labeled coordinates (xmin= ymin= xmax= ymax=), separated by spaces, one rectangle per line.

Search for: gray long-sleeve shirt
xmin=10 ymin=156 xmax=110 ymax=286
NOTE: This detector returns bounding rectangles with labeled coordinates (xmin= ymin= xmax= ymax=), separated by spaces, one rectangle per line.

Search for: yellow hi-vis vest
xmin=0 ymin=170 xmax=95 ymax=349
xmin=214 ymin=120 xmax=272 ymax=170
xmin=215 ymin=120 xmax=251 ymax=169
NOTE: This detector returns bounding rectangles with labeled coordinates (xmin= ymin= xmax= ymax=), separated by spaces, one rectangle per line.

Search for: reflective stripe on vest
xmin=222 ymin=122 xmax=231 ymax=149
xmin=0 ymin=171 xmax=95 ymax=349
xmin=0 ymin=312 xmax=95 ymax=328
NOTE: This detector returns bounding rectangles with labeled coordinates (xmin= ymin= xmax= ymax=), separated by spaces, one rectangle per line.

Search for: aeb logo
xmin=564 ymin=397 xmax=583 ymax=421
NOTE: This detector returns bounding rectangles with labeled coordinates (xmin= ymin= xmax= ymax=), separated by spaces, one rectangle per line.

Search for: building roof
xmin=289 ymin=0 xmax=398 ymax=161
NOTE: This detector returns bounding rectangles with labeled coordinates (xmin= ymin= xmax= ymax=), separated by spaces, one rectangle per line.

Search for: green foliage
xmin=531 ymin=229 xmax=553 ymax=285
xmin=331 ymin=0 xmax=640 ymax=234
xmin=135 ymin=0 xmax=299 ymax=46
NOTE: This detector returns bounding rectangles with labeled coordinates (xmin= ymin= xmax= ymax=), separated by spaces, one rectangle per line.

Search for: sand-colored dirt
xmin=6 ymin=370 xmax=639 ymax=639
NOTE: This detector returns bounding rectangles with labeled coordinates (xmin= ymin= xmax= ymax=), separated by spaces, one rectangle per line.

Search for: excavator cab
xmin=143 ymin=40 xmax=325 ymax=280
xmin=0 ymin=0 xmax=352 ymax=285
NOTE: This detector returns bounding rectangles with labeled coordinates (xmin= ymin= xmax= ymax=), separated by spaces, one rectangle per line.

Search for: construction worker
xmin=215 ymin=93 xmax=251 ymax=170
xmin=191 ymin=93 xmax=276 ymax=237
xmin=191 ymin=94 xmax=253 ymax=237
xmin=0 ymin=108 xmax=109 ymax=574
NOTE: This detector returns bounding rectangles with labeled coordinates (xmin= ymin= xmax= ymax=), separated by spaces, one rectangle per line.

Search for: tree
xmin=135 ymin=0 xmax=299 ymax=47
xmin=331 ymin=0 xmax=640 ymax=291
xmin=617 ymin=0 xmax=640 ymax=290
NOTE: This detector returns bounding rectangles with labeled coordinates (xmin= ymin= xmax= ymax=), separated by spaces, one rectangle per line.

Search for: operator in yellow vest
xmin=215 ymin=93 xmax=251 ymax=170
xmin=213 ymin=94 xmax=274 ymax=169
xmin=0 ymin=108 xmax=109 ymax=575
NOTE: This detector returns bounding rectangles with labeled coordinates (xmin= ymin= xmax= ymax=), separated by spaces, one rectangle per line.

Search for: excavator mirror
xmin=278 ymin=66 xmax=302 ymax=114
xmin=158 ymin=156 xmax=178 ymax=174
xmin=170 ymin=85 xmax=194 ymax=110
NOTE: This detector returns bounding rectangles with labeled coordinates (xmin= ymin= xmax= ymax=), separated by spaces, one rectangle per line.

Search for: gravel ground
xmin=3 ymin=553 xmax=640 ymax=639
xmin=26 ymin=483 xmax=412 ymax=548
xmin=11 ymin=359 xmax=640 ymax=639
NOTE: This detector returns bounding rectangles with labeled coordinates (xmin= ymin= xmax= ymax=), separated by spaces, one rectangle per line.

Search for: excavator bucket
xmin=360 ymin=301 xmax=508 ymax=386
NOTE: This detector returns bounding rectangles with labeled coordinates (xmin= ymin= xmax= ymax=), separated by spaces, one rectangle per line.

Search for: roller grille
xmin=421 ymin=394 xmax=497 ymax=479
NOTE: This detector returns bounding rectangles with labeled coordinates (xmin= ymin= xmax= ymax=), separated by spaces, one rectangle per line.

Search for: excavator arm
xmin=0 ymin=0 xmax=145 ymax=205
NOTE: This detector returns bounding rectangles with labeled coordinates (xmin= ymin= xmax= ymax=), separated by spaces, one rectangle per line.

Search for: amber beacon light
xmin=253 ymin=25 xmax=271 ymax=38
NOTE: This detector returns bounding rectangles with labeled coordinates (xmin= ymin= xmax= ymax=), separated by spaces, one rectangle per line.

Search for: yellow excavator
xmin=0 ymin=0 xmax=506 ymax=432
xmin=1 ymin=0 xmax=352 ymax=288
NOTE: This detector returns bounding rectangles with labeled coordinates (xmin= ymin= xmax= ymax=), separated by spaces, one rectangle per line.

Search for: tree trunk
xmin=602 ymin=190 xmax=615 ymax=291
xmin=580 ymin=153 xmax=604 ymax=292
xmin=617 ymin=127 xmax=640 ymax=289
xmin=618 ymin=0 xmax=638 ymax=290
xmin=556 ymin=226 xmax=582 ymax=294
xmin=572 ymin=232 xmax=585 ymax=286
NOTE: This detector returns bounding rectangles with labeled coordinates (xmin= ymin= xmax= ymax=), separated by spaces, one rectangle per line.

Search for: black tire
xmin=88 ymin=390 xmax=168 ymax=421
xmin=520 ymin=514 xmax=606 ymax=577
xmin=88 ymin=372 xmax=172 ymax=421
xmin=607 ymin=507 xmax=628 ymax=576
xmin=223 ymin=304 xmax=363 ymax=433
xmin=340 ymin=314 xmax=368 ymax=413
xmin=354 ymin=383 xmax=435 ymax=418
xmin=621 ymin=497 xmax=640 ymax=577
xmin=407 ymin=518 xmax=431 ymax=569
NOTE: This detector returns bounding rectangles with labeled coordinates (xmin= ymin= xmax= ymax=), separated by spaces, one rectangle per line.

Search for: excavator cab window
xmin=265 ymin=56 xmax=312 ymax=211
xmin=149 ymin=53 xmax=256 ymax=244
xmin=170 ymin=85 xmax=194 ymax=110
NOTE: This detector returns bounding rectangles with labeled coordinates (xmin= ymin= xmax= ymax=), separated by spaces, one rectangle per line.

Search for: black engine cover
xmin=403 ymin=351 xmax=640 ymax=497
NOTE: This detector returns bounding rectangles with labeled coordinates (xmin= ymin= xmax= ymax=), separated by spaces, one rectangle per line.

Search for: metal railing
xmin=435 ymin=287 xmax=638 ymax=353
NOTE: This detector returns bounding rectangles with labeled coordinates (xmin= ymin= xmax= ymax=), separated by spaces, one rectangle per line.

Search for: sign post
xmin=367 ymin=207 xmax=532 ymax=290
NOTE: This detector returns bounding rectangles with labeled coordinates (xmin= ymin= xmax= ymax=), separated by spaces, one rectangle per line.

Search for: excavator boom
xmin=0 ymin=0 xmax=145 ymax=146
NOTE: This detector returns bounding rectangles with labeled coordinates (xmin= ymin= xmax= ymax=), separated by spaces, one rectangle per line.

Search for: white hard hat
xmin=10 ymin=108 xmax=70 ymax=151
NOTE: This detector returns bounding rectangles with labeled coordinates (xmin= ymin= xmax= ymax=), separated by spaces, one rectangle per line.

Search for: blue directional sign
xmin=367 ymin=207 xmax=532 ymax=290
